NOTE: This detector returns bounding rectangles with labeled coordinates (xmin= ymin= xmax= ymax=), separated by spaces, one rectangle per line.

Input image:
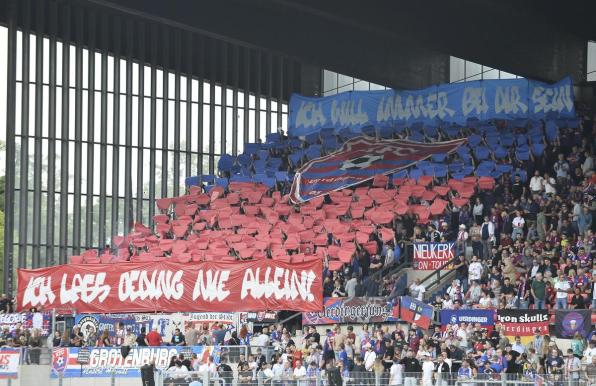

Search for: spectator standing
xmin=531 ymin=273 xmax=546 ymax=309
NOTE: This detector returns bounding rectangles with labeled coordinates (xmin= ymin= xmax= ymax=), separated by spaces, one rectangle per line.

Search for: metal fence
xmin=153 ymin=370 xmax=596 ymax=386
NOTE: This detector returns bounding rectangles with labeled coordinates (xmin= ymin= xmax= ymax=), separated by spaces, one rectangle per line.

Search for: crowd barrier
xmin=153 ymin=370 xmax=595 ymax=386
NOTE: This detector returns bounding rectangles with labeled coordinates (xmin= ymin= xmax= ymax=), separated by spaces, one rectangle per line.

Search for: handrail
xmin=417 ymin=253 xmax=460 ymax=287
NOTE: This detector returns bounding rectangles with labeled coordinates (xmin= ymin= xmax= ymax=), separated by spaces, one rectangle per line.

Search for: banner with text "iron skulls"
xmin=496 ymin=309 xmax=549 ymax=344
xmin=289 ymin=136 xmax=466 ymax=203
xmin=17 ymin=260 xmax=323 ymax=313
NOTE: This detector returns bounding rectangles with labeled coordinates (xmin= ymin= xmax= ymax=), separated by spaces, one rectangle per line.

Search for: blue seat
xmin=392 ymin=170 xmax=408 ymax=179
xmin=218 ymin=155 xmax=235 ymax=172
xmin=493 ymin=146 xmax=509 ymax=159
xmin=409 ymin=169 xmax=424 ymax=181
xmin=516 ymin=149 xmax=530 ymax=161
xmin=434 ymin=165 xmax=448 ymax=177
xmin=468 ymin=134 xmax=482 ymax=147
xmin=201 ymin=175 xmax=215 ymax=184
xmin=431 ymin=153 xmax=447 ymax=162
xmin=275 ymin=171 xmax=289 ymax=182
xmin=474 ymin=146 xmax=490 ymax=160
xmin=230 ymin=175 xmax=253 ymax=183
xmin=185 ymin=176 xmax=201 ymax=186
xmin=531 ymin=143 xmax=545 ymax=157
xmin=496 ymin=164 xmax=513 ymax=174
xmin=215 ymin=178 xmax=229 ymax=188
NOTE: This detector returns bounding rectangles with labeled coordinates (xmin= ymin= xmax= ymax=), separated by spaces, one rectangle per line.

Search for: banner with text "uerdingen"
xmin=17 ymin=260 xmax=323 ymax=313
xmin=289 ymin=77 xmax=575 ymax=136
xmin=302 ymin=297 xmax=398 ymax=325
xmin=496 ymin=309 xmax=549 ymax=344
xmin=413 ymin=242 xmax=455 ymax=270
xmin=289 ymin=137 xmax=466 ymax=203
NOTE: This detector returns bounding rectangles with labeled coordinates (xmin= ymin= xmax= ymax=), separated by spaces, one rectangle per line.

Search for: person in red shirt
xmin=145 ymin=327 xmax=163 ymax=347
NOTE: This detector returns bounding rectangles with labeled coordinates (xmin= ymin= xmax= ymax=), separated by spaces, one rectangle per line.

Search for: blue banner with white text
xmin=439 ymin=309 xmax=496 ymax=329
xmin=289 ymin=77 xmax=575 ymax=136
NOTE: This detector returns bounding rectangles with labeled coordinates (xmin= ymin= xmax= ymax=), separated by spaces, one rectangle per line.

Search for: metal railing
xmin=153 ymin=370 xmax=596 ymax=386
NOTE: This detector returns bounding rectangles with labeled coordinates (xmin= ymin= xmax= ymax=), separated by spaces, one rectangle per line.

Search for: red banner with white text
xmin=17 ymin=260 xmax=323 ymax=313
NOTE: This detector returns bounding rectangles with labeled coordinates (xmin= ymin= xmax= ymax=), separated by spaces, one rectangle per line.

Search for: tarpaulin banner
xmin=496 ymin=310 xmax=549 ymax=344
xmin=413 ymin=242 xmax=455 ymax=270
xmin=239 ymin=311 xmax=279 ymax=324
xmin=439 ymin=309 xmax=495 ymax=329
xmin=0 ymin=312 xmax=53 ymax=337
xmin=51 ymin=346 xmax=220 ymax=378
xmin=554 ymin=310 xmax=591 ymax=338
xmin=75 ymin=312 xmax=237 ymax=343
xmin=289 ymin=77 xmax=576 ymax=136
xmin=301 ymin=297 xmax=398 ymax=325
xmin=0 ymin=349 xmax=20 ymax=379
xmin=17 ymin=260 xmax=323 ymax=313
xmin=289 ymin=136 xmax=466 ymax=203
xmin=399 ymin=296 xmax=433 ymax=329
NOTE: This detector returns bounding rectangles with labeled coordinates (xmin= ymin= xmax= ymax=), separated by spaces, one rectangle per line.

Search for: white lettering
xmin=22 ymin=277 xmax=56 ymax=307
xmin=295 ymin=101 xmax=326 ymax=128
xmin=462 ymin=87 xmax=488 ymax=116
xmin=118 ymin=270 xmax=184 ymax=302
xmin=60 ymin=273 xmax=111 ymax=305
xmin=192 ymin=269 xmax=231 ymax=302
xmin=241 ymin=268 xmax=316 ymax=302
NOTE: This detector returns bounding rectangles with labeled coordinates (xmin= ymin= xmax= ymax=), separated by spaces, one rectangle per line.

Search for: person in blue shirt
xmin=337 ymin=344 xmax=349 ymax=371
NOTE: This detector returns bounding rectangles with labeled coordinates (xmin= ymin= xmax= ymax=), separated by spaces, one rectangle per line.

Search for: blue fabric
xmin=532 ymin=143 xmax=545 ymax=156
xmin=474 ymin=146 xmax=490 ymax=160
xmin=493 ymin=146 xmax=509 ymax=159
xmin=516 ymin=148 xmax=530 ymax=161
xmin=185 ymin=176 xmax=201 ymax=186
xmin=215 ymin=178 xmax=229 ymax=188
xmin=545 ymin=120 xmax=559 ymax=141
xmin=201 ymin=175 xmax=215 ymax=183
xmin=431 ymin=153 xmax=447 ymax=162
xmin=468 ymin=134 xmax=482 ymax=147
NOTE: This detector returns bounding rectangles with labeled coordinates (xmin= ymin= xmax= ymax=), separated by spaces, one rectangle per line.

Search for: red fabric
xmin=372 ymin=174 xmax=389 ymax=188
xmin=17 ymin=260 xmax=323 ymax=313
xmin=451 ymin=198 xmax=468 ymax=207
xmin=433 ymin=186 xmax=451 ymax=196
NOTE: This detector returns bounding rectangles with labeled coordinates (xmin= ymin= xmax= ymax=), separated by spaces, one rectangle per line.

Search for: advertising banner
xmin=0 ymin=312 xmax=53 ymax=337
xmin=17 ymin=259 xmax=323 ymax=313
xmin=289 ymin=77 xmax=575 ymax=136
xmin=496 ymin=310 xmax=549 ymax=344
xmin=289 ymin=137 xmax=466 ymax=203
xmin=239 ymin=311 xmax=279 ymax=324
xmin=0 ymin=349 xmax=20 ymax=379
xmin=554 ymin=310 xmax=591 ymax=338
xmin=413 ymin=242 xmax=456 ymax=270
xmin=399 ymin=296 xmax=433 ymax=329
xmin=51 ymin=346 xmax=220 ymax=378
xmin=439 ymin=309 xmax=495 ymax=329
xmin=302 ymin=297 xmax=398 ymax=325
xmin=75 ymin=313 xmax=237 ymax=343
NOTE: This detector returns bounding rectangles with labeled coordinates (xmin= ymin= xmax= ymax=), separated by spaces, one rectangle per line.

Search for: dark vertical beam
xmin=221 ymin=42 xmax=228 ymax=160
xmin=123 ymin=19 xmax=133 ymax=232
xmin=265 ymin=52 xmax=273 ymax=135
xmin=161 ymin=25 xmax=169 ymax=197
xmin=208 ymin=39 xmax=216 ymax=175
xmin=173 ymin=28 xmax=181 ymax=196
xmin=254 ymin=50 xmax=262 ymax=141
xmin=85 ymin=10 xmax=96 ymax=249
xmin=243 ymin=47 xmax=250 ymax=146
xmin=136 ymin=21 xmax=145 ymax=221
xmin=185 ymin=33 xmax=193 ymax=180
xmin=18 ymin=0 xmax=31 ymax=268
xmin=232 ymin=45 xmax=239 ymax=156
xmin=148 ymin=22 xmax=157 ymax=224
xmin=58 ymin=2 xmax=71 ymax=263
xmin=110 ymin=14 xmax=121 ymax=240
xmin=45 ymin=0 xmax=57 ymax=266
xmin=196 ymin=35 xmax=204 ymax=175
xmin=98 ymin=11 xmax=109 ymax=249
xmin=4 ymin=0 xmax=18 ymax=292
xmin=31 ymin=0 xmax=44 ymax=268
xmin=72 ymin=6 xmax=84 ymax=255
xmin=277 ymin=56 xmax=284 ymax=130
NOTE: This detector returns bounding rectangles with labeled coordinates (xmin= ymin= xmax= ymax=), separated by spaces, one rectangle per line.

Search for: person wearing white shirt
xmin=529 ymin=170 xmax=544 ymax=194
xmin=544 ymin=173 xmax=556 ymax=195
xmin=511 ymin=211 xmax=525 ymax=239
xmin=468 ymin=255 xmax=483 ymax=284
xmin=564 ymin=349 xmax=581 ymax=381
xmin=554 ymin=272 xmax=571 ymax=309
xmin=389 ymin=357 xmax=403 ymax=385
xmin=582 ymin=151 xmax=594 ymax=175
xmin=293 ymin=361 xmax=307 ymax=384
xmin=421 ymin=355 xmax=435 ymax=386
xmin=511 ymin=336 xmax=526 ymax=355
xmin=583 ymin=342 xmax=596 ymax=365
xmin=409 ymin=279 xmax=426 ymax=301
xmin=364 ymin=344 xmax=376 ymax=372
